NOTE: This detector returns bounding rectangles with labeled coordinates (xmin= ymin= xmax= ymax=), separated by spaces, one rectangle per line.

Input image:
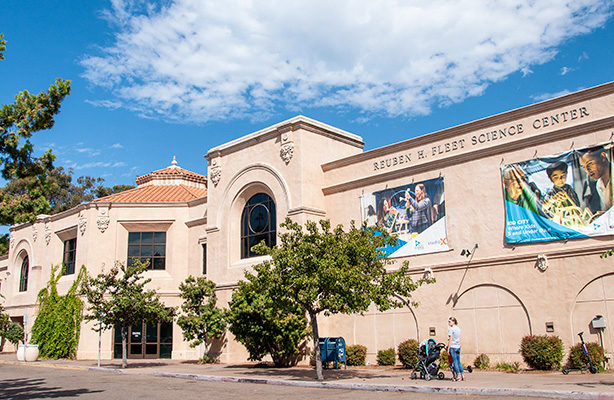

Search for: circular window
xmin=249 ymin=204 xmax=269 ymax=233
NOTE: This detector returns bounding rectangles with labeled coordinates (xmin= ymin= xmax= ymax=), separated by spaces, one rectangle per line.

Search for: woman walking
xmin=448 ymin=317 xmax=464 ymax=381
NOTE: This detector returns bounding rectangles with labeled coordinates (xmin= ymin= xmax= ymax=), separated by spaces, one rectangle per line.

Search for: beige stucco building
xmin=1 ymin=82 xmax=613 ymax=367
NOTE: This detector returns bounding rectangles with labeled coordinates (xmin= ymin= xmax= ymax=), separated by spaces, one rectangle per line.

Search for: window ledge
xmin=231 ymin=255 xmax=271 ymax=270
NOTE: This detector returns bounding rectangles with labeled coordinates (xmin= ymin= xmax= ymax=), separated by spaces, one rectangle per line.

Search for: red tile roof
xmin=136 ymin=166 xmax=207 ymax=186
xmin=94 ymin=185 xmax=207 ymax=203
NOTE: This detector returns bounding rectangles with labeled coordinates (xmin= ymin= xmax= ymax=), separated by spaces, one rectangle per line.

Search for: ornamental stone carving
xmin=32 ymin=225 xmax=37 ymax=242
xmin=78 ymin=211 xmax=87 ymax=236
xmin=280 ymin=142 xmax=294 ymax=164
xmin=44 ymin=222 xmax=51 ymax=246
xmin=209 ymin=158 xmax=221 ymax=186
xmin=535 ymin=254 xmax=548 ymax=272
xmin=9 ymin=235 xmax=14 ymax=250
xmin=279 ymin=131 xmax=294 ymax=164
xmin=97 ymin=208 xmax=110 ymax=233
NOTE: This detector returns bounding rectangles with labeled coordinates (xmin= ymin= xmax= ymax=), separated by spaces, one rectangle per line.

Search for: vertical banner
xmin=361 ymin=176 xmax=448 ymax=257
xmin=501 ymin=142 xmax=614 ymax=243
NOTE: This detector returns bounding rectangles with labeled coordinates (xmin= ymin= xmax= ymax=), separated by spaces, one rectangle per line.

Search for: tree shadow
xmin=0 ymin=377 xmax=104 ymax=399
xmin=101 ymin=361 xmax=170 ymax=369
xmin=229 ymin=367 xmax=398 ymax=381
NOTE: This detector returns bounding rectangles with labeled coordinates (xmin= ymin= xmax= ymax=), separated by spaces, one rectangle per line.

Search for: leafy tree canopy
xmin=227 ymin=264 xmax=310 ymax=367
xmin=252 ymin=218 xmax=432 ymax=380
xmin=0 ymin=32 xmax=71 ymax=225
xmin=80 ymin=260 xmax=173 ymax=368
xmin=177 ymin=276 xmax=226 ymax=362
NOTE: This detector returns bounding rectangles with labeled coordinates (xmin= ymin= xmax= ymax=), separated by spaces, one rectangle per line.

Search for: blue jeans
xmin=450 ymin=347 xmax=463 ymax=375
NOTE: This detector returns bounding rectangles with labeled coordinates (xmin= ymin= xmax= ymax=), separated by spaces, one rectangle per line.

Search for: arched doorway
xmin=571 ymin=273 xmax=614 ymax=364
xmin=454 ymin=284 xmax=531 ymax=362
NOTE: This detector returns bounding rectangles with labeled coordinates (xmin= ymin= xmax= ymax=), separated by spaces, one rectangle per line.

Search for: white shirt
xmin=448 ymin=325 xmax=461 ymax=349
xmin=596 ymin=178 xmax=612 ymax=210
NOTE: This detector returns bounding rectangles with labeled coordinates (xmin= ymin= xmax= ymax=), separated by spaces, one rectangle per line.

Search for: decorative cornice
xmin=322 ymin=116 xmax=614 ymax=195
xmin=205 ymin=115 xmax=363 ymax=161
xmin=287 ymin=206 xmax=327 ymax=217
xmin=322 ymin=81 xmax=614 ymax=172
xmin=404 ymin=242 xmax=614 ymax=274
xmin=185 ymin=217 xmax=207 ymax=228
xmin=205 ymin=226 xmax=220 ymax=234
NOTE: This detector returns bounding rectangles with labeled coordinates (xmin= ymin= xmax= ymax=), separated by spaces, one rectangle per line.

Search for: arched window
xmin=241 ymin=193 xmax=276 ymax=258
xmin=19 ymin=255 xmax=29 ymax=292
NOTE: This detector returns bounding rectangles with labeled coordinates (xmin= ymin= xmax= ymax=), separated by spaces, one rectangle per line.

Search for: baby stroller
xmin=410 ymin=338 xmax=446 ymax=381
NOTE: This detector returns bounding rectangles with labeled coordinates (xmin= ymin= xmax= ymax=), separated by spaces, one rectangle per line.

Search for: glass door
xmin=113 ymin=321 xmax=172 ymax=359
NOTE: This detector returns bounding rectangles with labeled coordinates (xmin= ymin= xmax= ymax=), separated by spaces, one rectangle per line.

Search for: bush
xmin=377 ymin=348 xmax=396 ymax=366
xmin=568 ymin=342 xmax=605 ymax=372
xmin=520 ymin=335 xmax=564 ymax=370
xmin=1 ymin=321 xmax=23 ymax=345
xmin=346 ymin=344 xmax=367 ymax=366
xmin=495 ymin=361 xmax=521 ymax=373
xmin=474 ymin=353 xmax=490 ymax=369
xmin=439 ymin=348 xmax=449 ymax=369
xmin=397 ymin=339 xmax=419 ymax=368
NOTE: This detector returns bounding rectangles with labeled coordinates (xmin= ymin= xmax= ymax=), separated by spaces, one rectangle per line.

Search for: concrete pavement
xmin=1 ymin=353 xmax=613 ymax=399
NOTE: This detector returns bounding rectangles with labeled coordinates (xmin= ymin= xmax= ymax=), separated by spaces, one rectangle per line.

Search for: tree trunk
xmin=309 ymin=312 xmax=323 ymax=381
xmin=121 ymin=325 xmax=128 ymax=369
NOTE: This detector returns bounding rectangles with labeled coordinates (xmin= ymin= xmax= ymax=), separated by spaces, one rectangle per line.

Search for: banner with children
xmin=361 ymin=177 xmax=448 ymax=257
xmin=501 ymin=142 xmax=614 ymax=243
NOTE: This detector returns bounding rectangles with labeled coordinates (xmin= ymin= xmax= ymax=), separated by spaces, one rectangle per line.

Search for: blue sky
xmin=1 ymin=0 xmax=613 ymax=190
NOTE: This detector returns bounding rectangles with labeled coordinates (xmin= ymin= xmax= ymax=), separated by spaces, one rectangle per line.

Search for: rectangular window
xmin=63 ymin=238 xmax=77 ymax=275
xmin=202 ymin=243 xmax=207 ymax=275
xmin=127 ymin=232 xmax=166 ymax=270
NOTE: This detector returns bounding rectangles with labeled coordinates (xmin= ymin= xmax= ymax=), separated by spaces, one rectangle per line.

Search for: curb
xmin=151 ymin=372 xmax=614 ymax=400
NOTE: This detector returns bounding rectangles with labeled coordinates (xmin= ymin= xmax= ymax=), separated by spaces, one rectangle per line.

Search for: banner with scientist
xmin=501 ymin=142 xmax=614 ymax=243
xmin=361 ymin=176 xmax=448 ymax=257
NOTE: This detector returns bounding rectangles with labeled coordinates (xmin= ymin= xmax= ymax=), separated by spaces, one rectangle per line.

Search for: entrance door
xmin=114 ymin=321 xmax=173 ymax=359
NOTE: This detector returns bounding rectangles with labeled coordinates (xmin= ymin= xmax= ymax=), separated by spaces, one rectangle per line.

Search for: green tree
xmin=94 ymin=184 xmax=135 ymax=199
xmin=227 ymin=265 xmax=310 ymax=367
xmin=252 ymin=218 xmax=431 ymax=380
xmin=0 ymin=295 xmax=24 ymax=347
xmin=81 ymin=260 xmax=173 ymax=368
xmin=31 ymin=265 xmax=86 ymax=359
xmin=0 ymin=33 xmax=71 ymax=225
xmin=177 ymin=276 xmax=226 ymax=363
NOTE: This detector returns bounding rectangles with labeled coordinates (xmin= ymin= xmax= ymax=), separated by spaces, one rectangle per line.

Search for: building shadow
xmin=0 ymin=377 xmax=104 ymax=399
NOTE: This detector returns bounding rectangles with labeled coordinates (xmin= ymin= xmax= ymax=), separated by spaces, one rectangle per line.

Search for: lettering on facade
xmin=371 ymin=106 xmax=590 ymax=172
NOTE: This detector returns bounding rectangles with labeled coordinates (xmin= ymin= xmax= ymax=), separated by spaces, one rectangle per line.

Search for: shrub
xmin=495 ymin=361 xmax=521 ymax=373
xmin=474 ymin=353 xmax=490 ymax=369
xmin=568 ymin=342 xmax=605 ymax=372
xmin=397 ymin=339 xmax=419 ymax=368
xmin=439 ymin=348 xmax=449 ymax=369
xmin=346 ymin=344 xmax=367 ymax=366
xmin=377 ymin=348 xmax=396 ymax=366
xmin=520 ymin=335 xmax=564 ymax=370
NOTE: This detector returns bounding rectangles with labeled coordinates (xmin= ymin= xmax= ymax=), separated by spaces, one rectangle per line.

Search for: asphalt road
xmin=0 ymin=364 xmax=568 ymax=400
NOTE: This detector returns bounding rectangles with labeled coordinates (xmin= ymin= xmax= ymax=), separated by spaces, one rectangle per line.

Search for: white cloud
xmin=578 ymin=51 xmax=589 ymax=61
xmin=110 ymin=143 xmax=124 ymax=149
xmin=531 ymin=89 xmax=573 ymax=102
xmin=85 ymin=99 xmax=123 ymax=109
xmin=65 ymin=161 xmax=128 ymax=170
xmin=81 ymin=0 xmax=613 ymax=122
xmin=560 ymin=66 xmax=573 ymax=75
xmin=521 ymin=67 xmax=533 ymax=77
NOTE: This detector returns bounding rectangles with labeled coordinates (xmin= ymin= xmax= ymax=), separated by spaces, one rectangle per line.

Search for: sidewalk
xmin=1 ymin=353 xmax=613 ymax=400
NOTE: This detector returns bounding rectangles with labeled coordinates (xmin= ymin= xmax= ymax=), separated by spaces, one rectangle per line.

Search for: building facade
xmin=1 ymin=82 xmax=613 ymax=367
